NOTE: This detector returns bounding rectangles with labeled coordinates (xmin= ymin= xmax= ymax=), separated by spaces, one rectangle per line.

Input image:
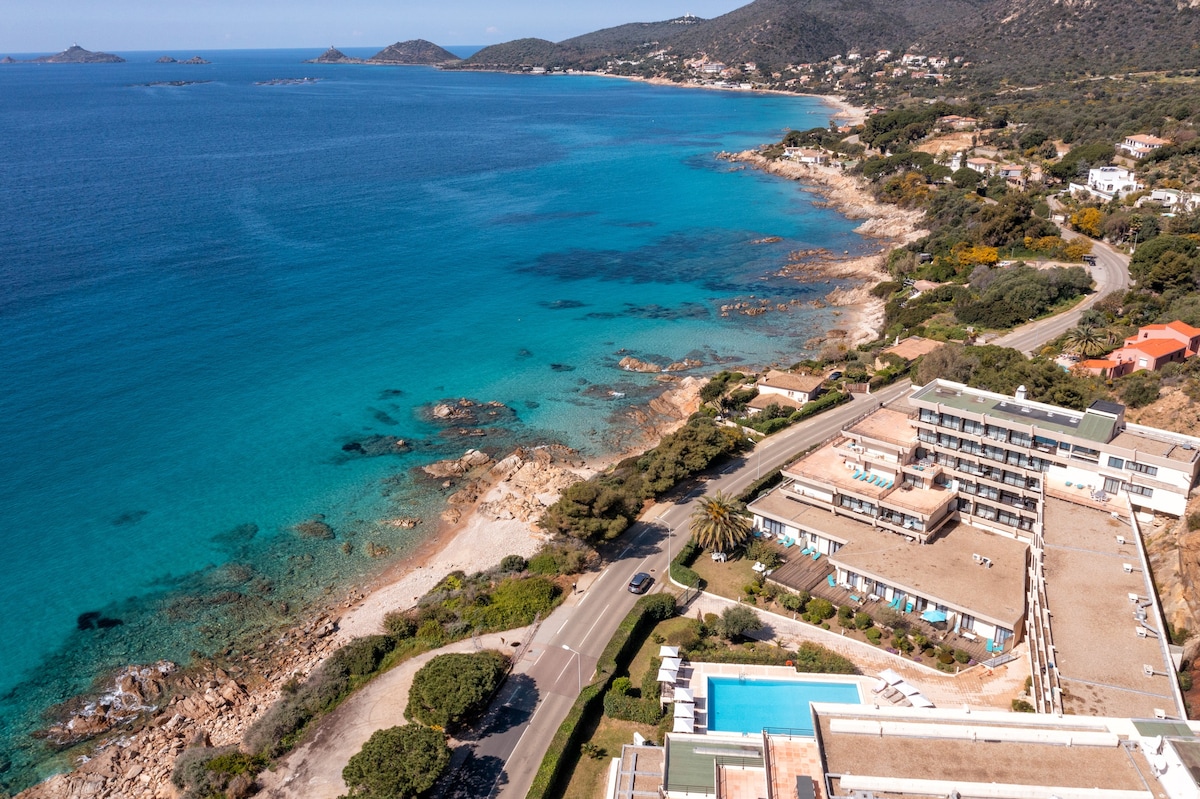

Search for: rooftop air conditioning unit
xmin=1116 ymin=535 xmax=1126 ymax=545
xmin=1123 ymin=563 xmax=1134 ymax=573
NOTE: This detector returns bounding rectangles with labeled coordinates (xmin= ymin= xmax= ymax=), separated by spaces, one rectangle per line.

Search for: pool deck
xmin=679 ymin=664 xmax=870 ymax=736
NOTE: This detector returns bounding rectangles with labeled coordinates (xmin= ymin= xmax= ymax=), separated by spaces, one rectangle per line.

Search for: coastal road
xmin=466 ymin=381 xmax=913 ymax=799
xmin=989 ymin=216 xmax=1131 ymax=355
xmin=466 ymin=235 xmax=1132 ymax=798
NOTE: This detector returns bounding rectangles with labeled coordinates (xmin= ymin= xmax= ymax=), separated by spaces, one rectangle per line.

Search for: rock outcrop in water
xmin=305 ymin=46 xmax=361 ymax=64
xmin=27 ymin=45 xmax=125 ymax=63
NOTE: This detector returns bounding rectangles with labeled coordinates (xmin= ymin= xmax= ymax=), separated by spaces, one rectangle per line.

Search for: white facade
xmin=1071 ymin=166 xmax=1142 ymax=201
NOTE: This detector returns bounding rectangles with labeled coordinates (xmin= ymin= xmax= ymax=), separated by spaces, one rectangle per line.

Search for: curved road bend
xmin=453 ymin=246 xmax=1133 ymax=799
xmin=990 ymin=222 xmax=1130 ymax=356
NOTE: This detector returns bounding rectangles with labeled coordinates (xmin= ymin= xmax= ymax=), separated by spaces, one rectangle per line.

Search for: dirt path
xmin=257 ymin=628 xmax=531 ymax=799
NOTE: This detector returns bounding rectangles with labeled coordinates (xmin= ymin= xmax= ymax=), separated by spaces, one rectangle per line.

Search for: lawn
xmin=690 ymin=550 xmax=755 ymax=600
xmin=561 ymin=717 xmax=661 ymax=799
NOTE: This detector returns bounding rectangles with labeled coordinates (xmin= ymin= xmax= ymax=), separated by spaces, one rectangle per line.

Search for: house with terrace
xmin=1081 ymin=320 xmax=1200 ymax=379
xmin=746 ymin=369 xmax=824 ymax=415
xmin=1119 ymin=133 xmax=1170 ymax=160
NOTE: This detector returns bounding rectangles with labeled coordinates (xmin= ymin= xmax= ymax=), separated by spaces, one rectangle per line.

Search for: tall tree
xmin=689 ymin=491 xmax=752 ymax=554
xmin=341 ymin=724 xmax=450 ymax=799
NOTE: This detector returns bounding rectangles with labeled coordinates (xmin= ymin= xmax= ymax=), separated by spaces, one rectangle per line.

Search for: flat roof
xmin=752 ymin=491 xmax=1026 ymax=628
xmin=911 ymin=380 xmax=1117 ymax=443
xmin=816 ymin=710 xmax=1157 ymax=793
xmin=1111 ymin=427 xmax=1200 ymax=464
xmin=666 ymin=735 xmax=763 ymax=793
xmin=845 ymin=407 xmax=917 ymax=448
xmin=1042 ymin=499 xmax=1180 ymax=718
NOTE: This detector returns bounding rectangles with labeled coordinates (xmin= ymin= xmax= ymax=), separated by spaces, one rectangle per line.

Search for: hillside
xmin=919 ymin=0 xmax=1200 ymax=85
xmin=367 ymin=39 xmax=459 ymax=64
xmin=463 ymin=38 xmax=564 ymax=69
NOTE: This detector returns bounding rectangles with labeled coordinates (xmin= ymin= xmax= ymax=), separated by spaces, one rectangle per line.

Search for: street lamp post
xmin=561 ymin=644 xmax=582 ymax=695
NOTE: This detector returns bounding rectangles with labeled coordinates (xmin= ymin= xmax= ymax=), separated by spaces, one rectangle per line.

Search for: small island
xmin=156 ymin=55 xmax=210 ymax=64
xmin=303 ymin=40 xmax=460 ymax=66
xmin=26 ymin=44 xmax=124 ymax=63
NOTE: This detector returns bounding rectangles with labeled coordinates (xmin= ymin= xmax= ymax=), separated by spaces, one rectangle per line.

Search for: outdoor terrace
xmin=844 ymin=406 xmax=917 ymax=449
xmin=1113 ymin=426 xmax=1200 ymax=465
xmin=785 ymin=441 xmax=898 ymax=502
xmin=1041 ymin=498 xmax=1180 ymax=718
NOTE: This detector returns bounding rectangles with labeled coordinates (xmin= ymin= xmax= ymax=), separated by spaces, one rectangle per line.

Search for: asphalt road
xmin=989 ymin=218 xmax=1131 ymax=355
xmin=457 ymin=237 xmax=1132 ymax=799
xmin=458 ymin=381 xmax=914 ymax=799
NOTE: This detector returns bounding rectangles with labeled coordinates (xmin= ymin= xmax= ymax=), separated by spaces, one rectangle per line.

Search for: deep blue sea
xmin=0 ymin=48 xmax=866 ymax=786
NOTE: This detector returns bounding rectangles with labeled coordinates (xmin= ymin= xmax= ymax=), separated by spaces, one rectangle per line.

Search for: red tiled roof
xmin=1081 ymin=359 xmax=1117 ymax=368
xmin=1167 ymin=320 xmax=1200 ymax=337
xmin=1127 ymin=338 xmax=1186 ymax=358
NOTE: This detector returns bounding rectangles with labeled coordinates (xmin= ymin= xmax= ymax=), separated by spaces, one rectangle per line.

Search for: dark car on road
xmin=628 ymin=572 xmax=653 ymax=594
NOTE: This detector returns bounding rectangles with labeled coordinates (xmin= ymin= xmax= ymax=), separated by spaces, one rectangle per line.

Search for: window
xmin=1103 ymin=476 xmax=1123 ymax=494
xmin=903 ymin=472 xmax=922 ymax=488
xmin=1033 ymin=435 xmax=1058 ymax=452
xmin=986 ymin=425 xmax=1009 ymax=442
xmin=1071 ymin=445 xmax=1100 ymax=462
xmin=920 ymin=409 xmax=939 ymax=424
xmin=942 ymin=414 xmax=961 ymax=430
xmin=1009 ymin=432 xmax=1031 ymax=448
xmin=762 ymin=518 xmax=786 ymax=536
xmin=1107 ymin=456 xmax=1125 ymax=470
xmin=1127 ymin=461 xmax=1158 ymax=477
xmin=963 ymin=420 xmax=983 ymax=435
xmin=1127 ymin=483 xmax=1154 ymax=498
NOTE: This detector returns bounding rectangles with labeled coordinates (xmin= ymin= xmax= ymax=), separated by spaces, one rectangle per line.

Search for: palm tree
xmin=1063 ymin=323 xmax=1114 ymax=357
xmin=690 ymin=491 xmax=752 ymax=555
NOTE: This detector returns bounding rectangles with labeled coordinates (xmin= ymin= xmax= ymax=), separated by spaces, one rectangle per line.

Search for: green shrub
xmin=1189 ymin=513 xmax=1200 ymax=533
xmin=464 ymin=575 xmax=561 ymax=631
xmin=172 ymin=746 xmax=265 ymax=799
xmin=717 ymin=605 xmax=763 ymax=641
xmin=778 ymin=592 xmax=806 ymax=612
xmin=603 ymin=692 xmax=665 ymax=725
xmin=528 ymin=540 xmax=592 ymax=575
xmin=330 ymin=635 xmax=396 ymax=679
xmin=406 ymin=650 xmax=509 ymax=729
xmin=416 ymin=620 xmax=445 ymax=644
xmin=670 ymin=535 xmax=704 ymax=588
xmin=804 ymin=598 xmax=835 ymax=622
xmin=1011 ymin=699 xmax=1036 ymax=713
xmin=665 ymin=621 xmax=702 ymax=651
xmin=383 ymin=611 xmax=417 ymax=641
xmin=1180 ymin=671 xmax=1194 ymax=692
xmin=341 ymin=724 xmax=450 ymax=799
xmin=865 ymin=628 xmax=883 ymax=644
xmin=854 ymin=613 xmax=873 ymax=630
xmin=954 ymin=649 xmax=971 ymax=664
xmin=499 ymin=554 xmax=528 ymax=572
xmin=611 ymin=677 xmax=632 ymax=696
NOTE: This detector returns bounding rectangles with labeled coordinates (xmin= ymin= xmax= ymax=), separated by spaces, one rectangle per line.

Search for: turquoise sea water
xmin=0 ymin=49 xmax=867 ymax=786
xmin=706 ymin=677 xmax=862 ymax=734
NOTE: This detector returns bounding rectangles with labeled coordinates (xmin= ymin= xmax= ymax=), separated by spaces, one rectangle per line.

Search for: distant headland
xmin=304 ymin=39 xmax=460 ymax=66
xmin=2 ymin=44 xmax=124 ymax=63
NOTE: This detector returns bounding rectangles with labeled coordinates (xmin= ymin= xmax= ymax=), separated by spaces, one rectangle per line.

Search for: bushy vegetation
xmin=172 ymin=746 xmax=265 ymax=799
xmin=341 ymin=724 xmax=451 ymax=799
xmin=406 ymin=650 xmax=509 ymax=729
xmin=736 ymin=390 xmax=849 ymax=435
xmin=917 ymin=344 xmax=1102 ymax=410
xmin=539 ymin=416 xmax=742 ymax=541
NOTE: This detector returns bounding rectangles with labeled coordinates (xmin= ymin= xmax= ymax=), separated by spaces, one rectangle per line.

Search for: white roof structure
xmin=672 ymin=716 xmax=695 ymax=733
xmin=674 ymin=702 xmax=695 ymax=718
xmin=657 ymin=668 xmax=679 ymax=683
xmin=659 ymin=645 xmax=680 ymax=658
xmin=662 ymin=657 xmax=683 ymax=670
xmin=673 ymin=686 xmax=695 ymax=703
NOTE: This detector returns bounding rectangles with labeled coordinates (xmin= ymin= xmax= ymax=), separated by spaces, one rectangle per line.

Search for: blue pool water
xmin=706 ymin=677 xmax=862 ymax=734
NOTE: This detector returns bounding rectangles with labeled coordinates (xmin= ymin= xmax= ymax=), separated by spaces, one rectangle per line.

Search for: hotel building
xmin=748 ymin=379 xmax=1200 ymax=652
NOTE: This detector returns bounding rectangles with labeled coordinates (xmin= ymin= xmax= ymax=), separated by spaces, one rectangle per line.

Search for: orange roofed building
xmin=1080 ymin=320 xmax=1200 ymax=378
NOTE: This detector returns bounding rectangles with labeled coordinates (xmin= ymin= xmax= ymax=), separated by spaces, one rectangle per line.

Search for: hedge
xmin=602 ymin=692 xmax=666 ymax=725
xmin=526 ymin=593 xmax=677 ymax=799
xmin=669 ymin=536 xmax=704 ymax=590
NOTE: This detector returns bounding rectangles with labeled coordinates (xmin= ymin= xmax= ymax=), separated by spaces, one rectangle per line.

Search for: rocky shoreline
xmin=720 ymin=150 xmax=926 ymax=348
xmin=15 ymin=378 xmax=704 ymax=799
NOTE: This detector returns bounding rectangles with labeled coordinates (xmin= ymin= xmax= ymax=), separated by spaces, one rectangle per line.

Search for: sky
xmin=2 ymin=0 xmax=750 ymax=54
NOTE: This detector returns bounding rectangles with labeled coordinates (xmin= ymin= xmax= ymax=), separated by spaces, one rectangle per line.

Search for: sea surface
xmin=0 ymin=48 xmax=867 ymax=787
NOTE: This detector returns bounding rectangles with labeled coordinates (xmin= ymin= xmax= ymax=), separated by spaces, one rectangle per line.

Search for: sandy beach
xmin=15 ymin=93 xmax=927 ymax=798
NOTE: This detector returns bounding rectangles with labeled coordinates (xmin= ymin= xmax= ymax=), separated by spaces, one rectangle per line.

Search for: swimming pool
xmin=706 ymin=677 xmax=862 ymax=734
